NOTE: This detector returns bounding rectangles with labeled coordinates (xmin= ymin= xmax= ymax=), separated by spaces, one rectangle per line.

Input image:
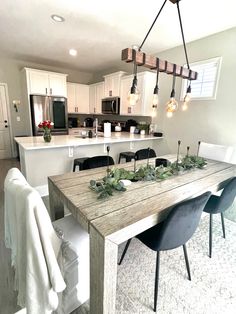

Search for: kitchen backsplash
xmin=68 ymin=113 xmax=152 ymax=127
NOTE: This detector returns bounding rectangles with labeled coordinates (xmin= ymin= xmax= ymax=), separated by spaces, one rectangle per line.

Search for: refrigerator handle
xmin=49 ymin=97 xmax=54 ymax=123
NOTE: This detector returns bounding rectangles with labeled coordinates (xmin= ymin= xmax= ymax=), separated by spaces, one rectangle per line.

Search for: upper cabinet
xmin=67 ymin=83 xmax=89 ymax=113
xmin=120 ymin=71 xmax=156 ymax=116
xmin=24 ymin=68 xmax=67 ymax=97
xmin=89 ymin=82 xmax=104 ymax=114
xmin=103 ymin=71 xmax=126 ymax=97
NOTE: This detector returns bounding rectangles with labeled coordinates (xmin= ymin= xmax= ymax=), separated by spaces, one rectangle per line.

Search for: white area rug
xmin=76 ymin=215 xmax=236 ymax=314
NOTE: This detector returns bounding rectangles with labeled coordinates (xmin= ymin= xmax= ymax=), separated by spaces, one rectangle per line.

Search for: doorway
xmin=0 ymin=84 xmax=13 ymax=158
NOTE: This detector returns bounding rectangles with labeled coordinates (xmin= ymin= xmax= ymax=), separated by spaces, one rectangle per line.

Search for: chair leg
xmin=154 ymin=251 xmax=160 ymax=312
xmin=183 ymin=244 xmax=191 ymax=281
xmin=221 ymin=212 xmax=226 ymax=239
xmin=118 ymin=239 xmax=132 ymax=265
xmin=209 ymin=214 xmax=213 ymax=258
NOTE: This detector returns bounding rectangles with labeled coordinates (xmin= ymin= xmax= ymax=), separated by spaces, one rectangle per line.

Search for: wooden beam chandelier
xmin=121 ymin=0 xmax=197 ymax=117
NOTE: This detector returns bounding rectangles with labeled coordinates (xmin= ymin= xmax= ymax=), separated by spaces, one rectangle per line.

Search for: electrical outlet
xmin=16 ymin=116 xmax=21 ymax=122
xmin=103 ymin=144 xmax=110 ymax=153
xmin=69 ymin=147 xmax=74 ymax=157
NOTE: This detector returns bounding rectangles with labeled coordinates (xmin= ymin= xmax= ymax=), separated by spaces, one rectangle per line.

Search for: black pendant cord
xmin=155 ymin=59 xmax=160 ymax=87
xmin=176 ymin=0 xmax=190 ymax=69
xmin=131 ymin=51 xmax=138 ymax=92
xmin=138 ymin=0 xmax=167 ymax=51
xmin=170 ymin=65 xmax=176 ymax=97
xmin=172 ymin=75 xmax=176 ymax=91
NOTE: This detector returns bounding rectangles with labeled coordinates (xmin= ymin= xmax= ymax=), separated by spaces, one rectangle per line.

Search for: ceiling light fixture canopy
xmin=51 ymin=14 xmax=65 ymax=22
xmin=122 ymin=0 xmax=197 ymax=115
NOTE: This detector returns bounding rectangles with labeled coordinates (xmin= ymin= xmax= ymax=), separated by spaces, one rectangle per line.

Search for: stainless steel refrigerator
xmin=30 ymin=95 xmax=68 ymax=136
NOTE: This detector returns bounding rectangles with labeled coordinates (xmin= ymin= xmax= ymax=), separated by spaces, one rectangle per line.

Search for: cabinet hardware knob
xmin=4 ymin=120 xmax=7 ymax=123
xmin=5 ymin=125 xmax=8 ymax=128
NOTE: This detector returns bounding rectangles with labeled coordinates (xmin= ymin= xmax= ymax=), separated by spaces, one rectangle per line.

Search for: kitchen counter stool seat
xmin=73 ymin=157 xmax=89 ymax=172
xmin=118 ymin=151 xmax=135 ymax=163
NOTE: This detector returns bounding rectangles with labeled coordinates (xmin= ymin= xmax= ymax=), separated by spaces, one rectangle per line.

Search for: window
xmin=180 ymin=57 xmax=222 ymax=100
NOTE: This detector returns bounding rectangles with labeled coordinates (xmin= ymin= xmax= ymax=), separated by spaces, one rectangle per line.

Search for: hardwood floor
xmin=0 ymin=159 xmax=20 ymax=314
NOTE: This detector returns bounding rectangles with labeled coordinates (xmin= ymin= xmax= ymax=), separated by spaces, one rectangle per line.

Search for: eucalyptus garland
xmin=89 ymin=155 xmax=207 ymax=199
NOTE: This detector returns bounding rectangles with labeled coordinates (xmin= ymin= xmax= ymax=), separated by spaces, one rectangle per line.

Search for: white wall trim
xmin=0 ymin=82 xmax=14 ymax=158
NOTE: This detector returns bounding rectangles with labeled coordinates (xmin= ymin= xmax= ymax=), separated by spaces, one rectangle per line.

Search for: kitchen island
xmin=15 ymin=132 xmax=163 ymax=188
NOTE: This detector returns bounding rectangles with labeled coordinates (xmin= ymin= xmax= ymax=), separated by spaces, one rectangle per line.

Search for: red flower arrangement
xmin=38 ymin=120 xmax=54 ymax=130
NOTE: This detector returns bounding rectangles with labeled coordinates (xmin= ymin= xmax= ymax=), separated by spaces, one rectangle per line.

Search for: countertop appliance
xmin=123 ymin=119 xmax=138 ymax=132
xmin=30 ymin=95 xmax=68 ymax=136
xmin=84 ymin=117 xmax=94 ymax=127
xmin=68 ymin=117 xmax=78 ymax=128
xmin=101 ymin=97 xmax=120 ymax=114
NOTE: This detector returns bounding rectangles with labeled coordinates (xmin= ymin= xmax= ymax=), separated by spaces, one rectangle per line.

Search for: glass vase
xmin=43 ymin=129 xmax=51 ymax=142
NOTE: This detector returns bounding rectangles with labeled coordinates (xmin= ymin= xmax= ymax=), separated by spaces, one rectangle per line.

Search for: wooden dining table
xmin=48 ymin=154 xmax=236 ymax=314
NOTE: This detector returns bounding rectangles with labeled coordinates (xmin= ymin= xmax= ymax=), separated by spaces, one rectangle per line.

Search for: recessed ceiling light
xmin=69 ymin=49 xmax=77 ymax=56
xmin=51 ymin=14 xmax=65 ymax=22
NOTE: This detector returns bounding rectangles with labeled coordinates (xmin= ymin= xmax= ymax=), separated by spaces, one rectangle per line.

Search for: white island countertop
xmin=15 ymin=132 xmax=163 ymax=151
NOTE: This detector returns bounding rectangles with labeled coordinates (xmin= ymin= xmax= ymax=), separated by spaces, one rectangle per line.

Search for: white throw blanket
xmin=4 ymin=168 xmax=28 ymax=269
xmin=4 ymin=169 xmax=66 ymax=313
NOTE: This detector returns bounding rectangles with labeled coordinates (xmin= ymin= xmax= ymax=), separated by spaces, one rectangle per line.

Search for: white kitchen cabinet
xmin=103 ymin=71 xmax=126 ymax=97
xmin=25 ymin=68 xmax=67 ymax=97
xmin=67 ymin=83 xmax=89 ymax=113
xmin=120 ymin=71 xmax=156 ymax=116
xmin=89 ymin=82 xmax=104 ymax=114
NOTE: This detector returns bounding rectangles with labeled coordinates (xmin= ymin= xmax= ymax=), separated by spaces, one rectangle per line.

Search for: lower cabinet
xmin=89 ymin=82 xmax=104 ymax=114
xmin=67 ymin=83 xmax=89 ymax=114
xmin=120 ymin=71 xmax=156 ymax=116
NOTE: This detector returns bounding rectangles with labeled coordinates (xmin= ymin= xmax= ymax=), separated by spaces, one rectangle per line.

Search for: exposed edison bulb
xmin=151 ymin=105 xmax=157 ymax=118
xmin=182 ymin=102 xmax=188 ymax=111
xmin=127 ymin=89 xmax=140 ymax=106
xmin=184 ymin=92 xmax=191 ymax=103
xmin=152 ymin=93 xmax=159 ymax=106
xmin=166 ymin=111 xmax=173 ymax=118
xmin=166 ymin=97 xmax=178 ymax=118
xmin=166 ymin=97 xmax=178 ymax=111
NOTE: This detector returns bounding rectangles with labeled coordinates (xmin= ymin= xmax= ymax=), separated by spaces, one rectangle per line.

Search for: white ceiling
xmin=0 ymin=0 xmax=236 ymax=73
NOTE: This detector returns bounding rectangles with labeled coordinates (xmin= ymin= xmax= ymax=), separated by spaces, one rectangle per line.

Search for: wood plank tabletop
xmin=48 ymin=155 xmax=236 ymax=243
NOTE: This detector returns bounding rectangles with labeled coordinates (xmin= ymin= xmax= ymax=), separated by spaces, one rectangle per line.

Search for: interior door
xmin=0 ymin=84 xmax=12 ymax=158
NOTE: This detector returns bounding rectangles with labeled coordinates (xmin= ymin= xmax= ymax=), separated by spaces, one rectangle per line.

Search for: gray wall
xmin=0 ymin=57 xmax=94 ymax=155
xmin=152 ymin=27 xmax=236 ymax=155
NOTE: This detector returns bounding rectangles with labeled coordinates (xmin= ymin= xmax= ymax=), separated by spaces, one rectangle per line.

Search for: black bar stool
xmin=73 ymin=157 xmax=89 ymax=172
xmin=118 ymin=151 xmax=135 ymax=164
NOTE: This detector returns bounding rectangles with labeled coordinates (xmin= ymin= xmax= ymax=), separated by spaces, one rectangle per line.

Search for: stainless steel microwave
xmin=101 ymin=97 xmax=120 ymax=114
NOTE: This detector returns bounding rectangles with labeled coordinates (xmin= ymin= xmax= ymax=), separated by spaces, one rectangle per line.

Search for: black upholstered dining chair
xmin=135 ymin=148 xmax=156 ymax=160
xmin=203 ymin=176 xmax=236 ymax=258
xmin=82 ymin=155 xmax=114 ymax=170
xmin=118 ymin=192 xmax=211 ymax=312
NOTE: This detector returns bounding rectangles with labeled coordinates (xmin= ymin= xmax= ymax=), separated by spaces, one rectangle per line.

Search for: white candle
xmin=104 ymin=122 xmax=111 ymax=137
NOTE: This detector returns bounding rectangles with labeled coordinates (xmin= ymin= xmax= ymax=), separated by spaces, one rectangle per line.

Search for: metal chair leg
xmin=154 ymin=251 xmax=160 ymax=312
xmin=183 ymin=244 xmax=191 ymax=281
xmin=209 ymin=214 xmax=213 ymax=258
xmin=118 ymin=239 xmax=132 ymax=265
xmin=221 ymin=212 xmax=226 ymax=238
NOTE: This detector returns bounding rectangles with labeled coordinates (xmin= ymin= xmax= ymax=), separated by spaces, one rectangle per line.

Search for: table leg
xmin=48 ymin=179 xmax=64 ymax=221
xmin=90 ymin=225 xmax=118 ymax=314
